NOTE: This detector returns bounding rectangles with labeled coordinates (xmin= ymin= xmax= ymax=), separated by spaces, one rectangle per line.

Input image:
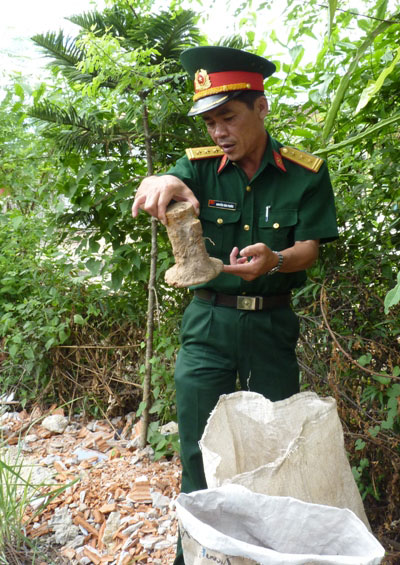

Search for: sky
xmin=0 ymin=0 xmax=285 ymax=87
xmin=0 ymin=0 xmax=105 ymax=83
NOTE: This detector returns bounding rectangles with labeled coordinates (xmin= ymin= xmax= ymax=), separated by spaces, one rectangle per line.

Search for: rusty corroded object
xmin=164 ymin=201 xmax=223 ymax=288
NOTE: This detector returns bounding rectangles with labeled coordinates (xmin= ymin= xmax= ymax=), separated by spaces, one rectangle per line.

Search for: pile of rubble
xmin=0 ymin=408 xmax=181 ymax=564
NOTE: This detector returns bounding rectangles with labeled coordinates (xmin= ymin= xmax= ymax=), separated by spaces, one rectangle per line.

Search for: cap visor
xmin=188 ymin=92 xmax=242 ymax=116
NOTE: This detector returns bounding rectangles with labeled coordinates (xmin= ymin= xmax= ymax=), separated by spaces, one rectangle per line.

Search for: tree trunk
xmin=139 ymin=103 xmax=157 ymax=449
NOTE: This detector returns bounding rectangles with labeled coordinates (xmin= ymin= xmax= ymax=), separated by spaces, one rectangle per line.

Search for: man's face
xmin=201 ymin=97 xmax=268 ymax=164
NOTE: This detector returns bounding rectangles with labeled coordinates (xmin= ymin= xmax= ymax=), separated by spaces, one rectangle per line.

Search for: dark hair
xmin=235 ymin=90 xmax=265 ymax=109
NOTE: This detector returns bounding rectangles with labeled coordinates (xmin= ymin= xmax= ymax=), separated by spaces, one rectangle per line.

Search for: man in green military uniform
xmin=132 ymin=45 xmax=338 ymax=564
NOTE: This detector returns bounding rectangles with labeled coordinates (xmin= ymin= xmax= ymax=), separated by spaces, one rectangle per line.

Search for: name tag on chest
xmin=208 ymin=199 xmax=237 ymax=211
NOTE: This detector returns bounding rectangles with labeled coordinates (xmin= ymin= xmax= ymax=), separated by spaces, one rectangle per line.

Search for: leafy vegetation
xmin=0 ymin=0 xmax=399 ymax=557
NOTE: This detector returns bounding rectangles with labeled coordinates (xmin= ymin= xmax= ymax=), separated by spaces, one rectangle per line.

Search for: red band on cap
xmin=203 ymin=71 xmax=264 ymax=91
xmin=193 ymin=69 xmax=264 ymax=101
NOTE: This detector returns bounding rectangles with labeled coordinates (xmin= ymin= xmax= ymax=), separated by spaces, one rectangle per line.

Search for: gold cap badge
xmin=194 ymin=69 xmax=212 ymax=91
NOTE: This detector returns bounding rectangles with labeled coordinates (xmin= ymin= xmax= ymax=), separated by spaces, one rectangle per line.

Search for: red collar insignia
xmin=217 ymin=154 xmax=229 ymax=174
xmin=273 ymin=150 xmax=287 ymax=172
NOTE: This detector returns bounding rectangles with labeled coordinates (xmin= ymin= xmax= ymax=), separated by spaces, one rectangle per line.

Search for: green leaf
xmin=352 ymin=466 xmax=361 ymax=481
xmin=73 ymin=314 xmax=85 ymax=325
xmin=89 ymin=239 xmax=101 ymax=253
xmin=357 ymin=353 xmax=372 ymax=367
xmin=384 ymin=272 xmax=400 ymax=314
xmin=136 ymin=401 xmax=146 ymax=418
xmin=288 ymin=45 xmax=304 ymax=69
xmin=309 ymin=90 xmax=321 ymax=104
xmin=110 ymin=270 xmax=123 ymax=291
xmin=246 ymin=31 xmax=255 ymax=43
xmin=368 ymin=426 xmax=380 ymax=438
xmin=357 ymin=18 xmax=371 ymax=32
xmin=14 ymin=83 xmax=25 ymax=100
xmin=8 ymin=344 xmax=19 ymax=358
xmin=291 ymin=128 xmax=315 ymax=139
xmin=355 ymin=439 xmax=366 ymax=451
xmin=356 ymin=47 xmax=400 ymax=114
xmin=372 ymin=374 xmax=391 ymax=385
xmin=59 ymin=329 xmax=69 ymax=343
xmin=119 ymin=200 xmax=130 ymax=214
xmin=387 ymin=383 xmax=400 ymax=397
xmin=11 ymin=215 xmax=24 ymax=229
xmin=149 ymin=399 xmax=164 ymax=414
xmin=12 ymin=101 xmax=23 ymax=112
xmin=85 ymin=258 xmax=102 ymax=276
xmin=45 ymin=337 xmax=56 ymax=350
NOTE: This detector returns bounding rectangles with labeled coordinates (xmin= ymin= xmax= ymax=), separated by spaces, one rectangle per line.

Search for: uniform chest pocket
xmin=200 ymin=207 xmax=241 ymax=259
xmin=258 ymin=209 xmax=298 ymax=250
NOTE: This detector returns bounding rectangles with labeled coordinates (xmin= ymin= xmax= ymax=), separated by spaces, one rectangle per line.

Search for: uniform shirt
xmin=165 ymin=133 xmax=339 ymax=296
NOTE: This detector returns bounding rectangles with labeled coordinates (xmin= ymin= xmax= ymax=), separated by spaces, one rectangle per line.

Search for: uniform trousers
xmin=173 ymin=293 xmax=300 ymax=565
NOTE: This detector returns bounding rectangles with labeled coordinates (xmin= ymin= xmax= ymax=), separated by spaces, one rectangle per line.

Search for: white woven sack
xmin=176 ymin=485 xmax=385 ymax=565
xmin=200 ymin=391 xmax=369 ymax=528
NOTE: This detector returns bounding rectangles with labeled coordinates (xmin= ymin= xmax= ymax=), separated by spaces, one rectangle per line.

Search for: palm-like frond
xmin=217 ymin=36 xmax=251 ymax=50
xmin=28 ymin=101 xmax=134 ymax=153
xmin=68 ymin=6 xmax=139 ymax=39
xmin=127 ymin=10 xmax=204 ymax=63
xmin=32 ymin=30 xmax=125 ymax=88
xmin=32 ymin=31 xmax=84 ymax=67
xmin=32 ymin=31 xmax=95 ymax=83
xmin=67 ymin=11 xmax=110 ymax=35
xmin=71 ymin=8 xmax=204 ymax=63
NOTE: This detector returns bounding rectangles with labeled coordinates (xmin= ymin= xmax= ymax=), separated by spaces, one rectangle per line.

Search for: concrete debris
xmin=0 ymin=410 xmax=20 ymax=420
xmin=151 ymin=492 xmax=171 ymax=510
xmin=159 ymin=422 xmax=178 ymax=435
xmin=102 ymin=511 xmax=121 ymax=548
xmin=1 ymin=407 xmax=181 ymax=564
xmin=41 ymin=414 xmax=69 ymax=434
xmin=48 ymin=507 xmax=81 ymax=545
xmin=73 ymin=447 xmax=108 ymax=464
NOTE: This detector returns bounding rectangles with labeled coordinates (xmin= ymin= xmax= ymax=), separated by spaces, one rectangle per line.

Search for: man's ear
xmin=256 ymin=95 xmax=269 ymax=119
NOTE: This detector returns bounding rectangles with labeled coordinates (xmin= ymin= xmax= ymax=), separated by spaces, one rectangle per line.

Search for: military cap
xmin=180 ymin=45 xmax=276 ymax=116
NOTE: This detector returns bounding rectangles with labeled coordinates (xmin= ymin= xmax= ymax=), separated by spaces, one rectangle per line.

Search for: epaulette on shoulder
xmin=186 ymin=146 xmax=225 ymax=160
xmin=280 ymin=146 xmax=324 ymax=173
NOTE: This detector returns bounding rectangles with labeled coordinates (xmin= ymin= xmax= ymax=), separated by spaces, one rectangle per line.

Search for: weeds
xmin=0 ymin=441 xmax=78 ymax=564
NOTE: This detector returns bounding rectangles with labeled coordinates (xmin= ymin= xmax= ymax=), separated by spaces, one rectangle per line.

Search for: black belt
xmin=194 ymin=289 xmax=291 ymax=311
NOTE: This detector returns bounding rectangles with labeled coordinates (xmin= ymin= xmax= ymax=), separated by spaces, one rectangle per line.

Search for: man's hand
xmin=223 ymin=240 xmax=319 ymax=281
xmin=132 ymin=175 xmax=199 ymax=225
xmin=223 ymin=243 xmax=278 ymax=281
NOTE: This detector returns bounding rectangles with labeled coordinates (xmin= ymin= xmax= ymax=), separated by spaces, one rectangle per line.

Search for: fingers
xmin=131 ymin=194 xmax=146 ymax=218
xmin=131 ymin=189 xmax=165 ymax=224
xmin=223 ymin=263 xmax=255 ymax=280
xmin=238 ymin=243 xmax=264 ymax=259
xmin=131 ymin=175 xmax=199 ymax=225
xmin=174 ymin=189 xmax=200 ymax=217
xmin=154 ymin=190 xmax=170 ymax=225
xmin=223 ymin=244 xmax=273 ymax=280
xmin=223 ymin=247 xmax=253 ymax=279
xmin=131 ymin=178 xmax=157 ymax=218
xmin=189 ymin=194 xmax=200 ymax=216
xmin=229 ymin=247 xmax=240 ymax=265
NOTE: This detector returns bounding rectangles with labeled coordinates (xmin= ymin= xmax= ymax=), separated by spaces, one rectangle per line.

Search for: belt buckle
xmin=236 ymin=296 xmax=263 ymax=311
